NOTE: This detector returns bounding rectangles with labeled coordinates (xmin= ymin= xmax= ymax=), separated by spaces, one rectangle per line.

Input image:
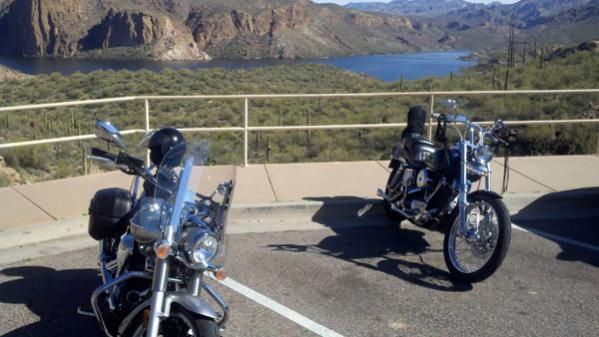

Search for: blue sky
xmin=313 ymin=0 xmax=520 ymax=5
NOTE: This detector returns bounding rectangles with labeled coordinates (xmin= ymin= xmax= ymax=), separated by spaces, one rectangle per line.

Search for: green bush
xmin=0 ymin=172 xmax=9 ymax=187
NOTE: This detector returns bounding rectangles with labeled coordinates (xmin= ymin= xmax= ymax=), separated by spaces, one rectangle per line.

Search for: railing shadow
xmin=0 ymin=266 xmax=102 ymax=337
xmin=268 ymin=196 xmax=472 ymax=292
xmin=512 ymin=187 xmax=599 ymax=268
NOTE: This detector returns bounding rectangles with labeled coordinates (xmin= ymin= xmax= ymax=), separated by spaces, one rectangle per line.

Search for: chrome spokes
xmin=448 ymin=200 xmax=499 ymax=274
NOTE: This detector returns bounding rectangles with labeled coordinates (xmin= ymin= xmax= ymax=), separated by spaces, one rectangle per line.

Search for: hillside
xmin=346 ymin=0 xmax=599 ymax=50
xmin=0 ymin=0 xmax=445 ymax=60
xmin=346 ymin=0 xmax=470 ymax=17
xmin=433 ymin=0 xmax=599 ymax=49
xmin=0 ymin=65 xmax=30 ymax=81
xmin=0 ymin=45 xmax=598 ymax=185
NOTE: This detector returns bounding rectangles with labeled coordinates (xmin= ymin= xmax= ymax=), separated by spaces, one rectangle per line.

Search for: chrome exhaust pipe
xmin=377 ymin=189 xmax=413 ymax=219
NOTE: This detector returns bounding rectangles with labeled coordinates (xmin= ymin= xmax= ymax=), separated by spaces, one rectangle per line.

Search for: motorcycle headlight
xmin=181 ymin=227 xmax=219 ymax=266
xmin=475 ymin=146 xmax=493 ymax=165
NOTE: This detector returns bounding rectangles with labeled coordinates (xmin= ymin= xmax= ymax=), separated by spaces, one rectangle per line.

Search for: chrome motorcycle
xmin=82 ymin=120 xmax=234 ymax=337
xmin=378 ymin=100 xmax=511 ymax=283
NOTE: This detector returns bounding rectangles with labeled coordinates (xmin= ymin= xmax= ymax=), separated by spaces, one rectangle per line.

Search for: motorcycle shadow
xmin=512 ymin=187 xmax=599 ymax=268
xmin=0 ymin=266 xmax=103 ymax=337
xmin=270 ymin=196 xmax=473 ymax=292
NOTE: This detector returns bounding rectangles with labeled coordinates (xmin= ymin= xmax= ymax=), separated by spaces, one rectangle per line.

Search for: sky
xmin=313 ymin=0 xmax=520 ymax=5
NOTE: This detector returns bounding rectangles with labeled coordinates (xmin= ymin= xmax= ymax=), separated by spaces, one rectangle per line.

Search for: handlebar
xmin=89 ymin=147 xmax=145 ymax=174
xmin=431 ymin=113 xmax=510 ymax=146
xmin=90 ymin=147 xmax=117 ymax=161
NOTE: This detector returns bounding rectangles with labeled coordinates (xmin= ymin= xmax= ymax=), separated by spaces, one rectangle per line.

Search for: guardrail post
xmin=244 ymin=98 xmax=249 ymax=167
xmin=145 ymin=99 xmax=151 ymax=165
xmin=428 ymin=94 xmax=435 ymax=139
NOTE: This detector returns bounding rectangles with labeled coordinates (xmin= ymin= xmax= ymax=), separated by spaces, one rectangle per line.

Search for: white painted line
xmin=512 ymin=223 xmax=599 ymax=253
xmin=217 ymin=276 xmax=345 ymax=337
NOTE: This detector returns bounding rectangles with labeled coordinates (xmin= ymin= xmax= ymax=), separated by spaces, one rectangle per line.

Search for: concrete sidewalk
xmin=1 ymin=155 xmax=599 ymax=232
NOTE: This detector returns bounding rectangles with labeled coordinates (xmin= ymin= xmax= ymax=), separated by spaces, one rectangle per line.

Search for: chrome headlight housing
xmin=181 ymin=227 xmax=219 ymax=266
xmin=475 ymin=145 xmax=493 ymax=166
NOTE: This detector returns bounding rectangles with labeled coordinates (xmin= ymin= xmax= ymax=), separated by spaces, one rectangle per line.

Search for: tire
xmin=121 ymin=305 xmax=220 ymax=337
xmin=443 ymin=193 xmax=511 ymax=283
xmin=383 ymin=166 xmax=406 ymax=225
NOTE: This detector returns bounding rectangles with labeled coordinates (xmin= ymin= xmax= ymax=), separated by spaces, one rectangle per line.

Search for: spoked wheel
xmin=443 ymin=193 xmax=511 ymax=283
xmin=123 ymin=306 xmax=219 ymax=337
xmin=383 ymin=166 xmax=406 ymax=226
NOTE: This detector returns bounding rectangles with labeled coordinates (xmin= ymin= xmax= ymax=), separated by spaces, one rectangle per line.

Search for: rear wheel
xmin=383 ymin=166 xmax=406 ymax=225
xmin=122 ymin=306 xmax=219 ymax=337
xmin=443 ymin=193 xmax=511 ymax=283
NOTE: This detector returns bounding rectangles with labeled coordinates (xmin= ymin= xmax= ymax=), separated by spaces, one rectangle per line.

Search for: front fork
xmin=145 ymin=261 xmax=206 ymax=337
xmin=458 ymin=140 xmax=469 ymax=236
xmin=458 ymin=143 xmax=493 ymax=238
xmin=146 ymin=258 xmax=170 ymax=337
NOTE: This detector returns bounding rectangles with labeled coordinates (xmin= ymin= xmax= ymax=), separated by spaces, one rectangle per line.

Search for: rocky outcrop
xmin=0 ymin=65 xmax=31 ymax=81
xmin=80 ymin=9 xmax=169 ymax=49
xmin=0 ymin=0 xmax=83 ymax=56
xmin=546 ymin=40 xmax=599 ymax=60
xmin=0 ymin=0 xmax=441 ymax=60
xmin=187 ymin=1 xmax=312 ymax=53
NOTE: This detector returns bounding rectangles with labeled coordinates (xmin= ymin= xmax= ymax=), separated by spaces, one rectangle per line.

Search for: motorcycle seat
xmin=402 ymin=133 xmax=435 ymax=150
xmin=401 ymin=133 xmax=438 ymax=163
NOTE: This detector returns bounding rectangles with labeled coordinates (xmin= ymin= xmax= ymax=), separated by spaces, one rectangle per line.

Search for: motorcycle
xmin=81 ymin=120 xmax=234 ymax=337
xmin=378 ymin=100 xmax=512 ymax=283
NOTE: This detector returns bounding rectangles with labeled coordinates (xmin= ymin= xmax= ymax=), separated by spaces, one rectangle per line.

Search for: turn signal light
xmin=213 ymin=268 xmax=227 ymax=281
xmin=154 ymin=241 xmax=171 ymax=259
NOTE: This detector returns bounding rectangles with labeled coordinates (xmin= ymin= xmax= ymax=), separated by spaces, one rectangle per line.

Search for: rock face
xmin=0 ymin=0 xmax=84 ymax=56
xmin=0 ymin=0 xmax=441 ymax=60
xmin=79 ymin=8 xmax=210 ymax=61
xmin=81 ymin=9 xmax=168 ymax=49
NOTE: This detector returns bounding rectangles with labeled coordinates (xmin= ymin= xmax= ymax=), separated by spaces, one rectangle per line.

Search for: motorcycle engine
xmin=416 ymin=169 xmax=431 ymax=188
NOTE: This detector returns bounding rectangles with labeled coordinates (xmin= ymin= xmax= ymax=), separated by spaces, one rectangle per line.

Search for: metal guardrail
xmin=1 ymin=89 xmax=599 ymax=166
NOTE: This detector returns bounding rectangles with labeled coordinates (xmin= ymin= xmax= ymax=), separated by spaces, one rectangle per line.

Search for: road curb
xmin=0 ymin=192 xmax=552 ymax=251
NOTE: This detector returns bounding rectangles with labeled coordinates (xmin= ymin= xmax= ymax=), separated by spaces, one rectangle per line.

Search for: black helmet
xmin=148 ymin=128 xmax=186 ymax=167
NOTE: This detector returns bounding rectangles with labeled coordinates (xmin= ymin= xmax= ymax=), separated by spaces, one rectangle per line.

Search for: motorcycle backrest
xmin=402 ymin=106 xmax=427 ymax=138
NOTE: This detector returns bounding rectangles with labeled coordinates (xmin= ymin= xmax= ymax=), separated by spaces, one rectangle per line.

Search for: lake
xmin=0 ymin=51 xmax=475 ymax=82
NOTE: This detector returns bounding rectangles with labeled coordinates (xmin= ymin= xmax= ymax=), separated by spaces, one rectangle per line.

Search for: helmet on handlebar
xmin=148 ymin=128 xmax=186 ymax=167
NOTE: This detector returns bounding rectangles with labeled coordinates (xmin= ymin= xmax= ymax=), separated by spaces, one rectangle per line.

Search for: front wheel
xmin=122 ymin=306 xmax=220 ymax=337
xmin=443 ymin=193 xmax=511 ymax=283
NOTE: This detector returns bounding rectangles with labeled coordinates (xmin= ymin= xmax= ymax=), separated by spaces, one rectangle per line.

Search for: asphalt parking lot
xmin=1 ymin=211 xmax=598 ymax=337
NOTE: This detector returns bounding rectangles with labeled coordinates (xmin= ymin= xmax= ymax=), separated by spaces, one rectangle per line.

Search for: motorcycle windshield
xmin=154 ymin=140 xmax=235 ymax=260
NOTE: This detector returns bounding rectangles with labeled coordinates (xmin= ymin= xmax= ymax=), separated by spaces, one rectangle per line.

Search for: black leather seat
xmin=402 ymin=133 xmax=437 ymax=163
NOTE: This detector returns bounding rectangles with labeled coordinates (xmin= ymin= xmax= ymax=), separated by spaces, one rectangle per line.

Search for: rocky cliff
xmin=0 ymin=0 xmax=442 ymax=60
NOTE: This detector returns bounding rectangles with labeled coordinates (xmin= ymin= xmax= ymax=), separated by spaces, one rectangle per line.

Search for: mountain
xmin=0 ymin=0 xmax=444 ymax=60
xmin=432 ymin=0 xmax=599 ymax=49
xmin=346 ymin=0 xmax=470 ymax=17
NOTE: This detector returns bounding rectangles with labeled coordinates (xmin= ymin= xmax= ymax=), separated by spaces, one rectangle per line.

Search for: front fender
xmin=469 ymin=190 xmax=503 ymax=200
xmin=117 ymin=292 xmax=218 ymax=335
xmin=164 ymin=292 xmax=219 ymax=320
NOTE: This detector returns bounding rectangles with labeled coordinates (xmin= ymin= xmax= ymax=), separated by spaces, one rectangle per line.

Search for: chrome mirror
xmin=95 ymin=120 xmax=125 ymax=148
xmin=440 ymin=98 xmax=457 ymax=111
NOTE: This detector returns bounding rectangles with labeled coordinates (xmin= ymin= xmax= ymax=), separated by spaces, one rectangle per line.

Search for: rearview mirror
xmin=95 ymin=120 xmax=125 ymax=148
xmin=439 ymin=98 xmax=457 ymax=111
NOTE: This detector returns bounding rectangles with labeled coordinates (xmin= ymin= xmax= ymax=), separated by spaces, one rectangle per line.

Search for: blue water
xmin=0 ymin=50 xmax=475 ymax=82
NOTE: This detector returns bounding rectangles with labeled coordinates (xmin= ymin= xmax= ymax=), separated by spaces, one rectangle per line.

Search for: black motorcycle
xmin=378 ymin=101 xmax=511 ymax=283
xmin=82 ymin=120 xmax=234 ymax=337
